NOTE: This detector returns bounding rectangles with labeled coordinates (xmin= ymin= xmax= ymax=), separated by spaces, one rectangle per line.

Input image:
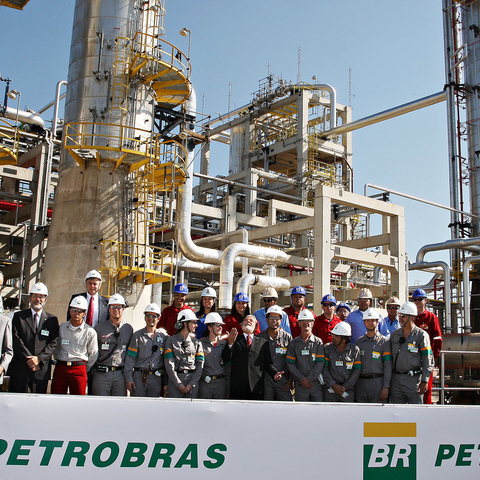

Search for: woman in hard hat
xmin=195 ymin=287 xmax=218 ymax=339
xmin=223 ymin=292 xmax=260 ymax=334
xmin=198 ymin=313 xmax=234 ymax=399
xmin=164 ymin=309 xmax=204 ymax=398
xmin=323 ymin=321 xmax=361 ymax=402
xmin=124 ymin=303 xmax=168 ymax=397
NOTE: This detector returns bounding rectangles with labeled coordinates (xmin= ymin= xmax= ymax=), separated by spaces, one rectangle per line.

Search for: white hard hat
xmin=30 ymin=282 xmax=49 ymax=296
xmin=331 ymin=321 xmax=351 ymax=336
xmin=386 ymin=296 xmax=401 ymax=306
xmin=85 ymin=270 xmax=102 ymax=282
xmin=177 ymin=309 xmax=197 ymax=323
xmin=69 ymin=295 xmax=88 ymax=310
xmin=358 ymin=288 xmax=372 ymax=299
xmin=363 ymin=308 xmax=380 ymax=321
xmin=204 ymin=312 xmax=224 ymax=325
xmin=298 ymin=309 xmax=315 ymax=322
xmin=144 ymin=303 xmax=161 ymax=315
xmin=399 ymin=302 xmax=417 ymax=316
xmin=266 ymin=305 xmax=284 ymax=316
xmin=261 ymin=287 xmax=279 ymax=298
xmin=201 ymin=287 xmax=217 ymax=298
xmin=108 ymin=293 xmax=126 ymax=306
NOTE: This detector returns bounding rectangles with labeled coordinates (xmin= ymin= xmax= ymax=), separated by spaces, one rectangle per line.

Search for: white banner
xmin=1 ymin=393 xmax=479 ymax=479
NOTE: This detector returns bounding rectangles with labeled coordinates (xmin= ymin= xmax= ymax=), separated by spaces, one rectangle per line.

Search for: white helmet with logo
xmin=331 ymin=321 xmax=352 ymax=337
xmin=266 ymin=305 xmax=284 ymax=316
xmin=177 ymin=309 xmax=197 ymax=323
xmin=201 ymin=287 xmax=217 ymax=298
xmin=144 ymin=303 xmax=161 ymax=315
xmin=358 ymin=288 xmax=373 ymax=299
xmin=399 ymin=302 xmax=417 ymax=316
xmin=298 ymin=309 xmax=315 ymax=322
xmin=69 ymin=295 xmax=88 ymax=310
xmin=204 ymin=312 xmax=224 ymax=325
xmin=363 ymin=309 xmax=380 ymax=321
xmin=30 ymin=282 xmax=49 ymax=296
xmin=261 ymin=287 xmax=279 ymax=298
xmin=108 ymin=293 xmax=126 ymax=306
xmin=85 ymin=270 xmax=102 ymax=282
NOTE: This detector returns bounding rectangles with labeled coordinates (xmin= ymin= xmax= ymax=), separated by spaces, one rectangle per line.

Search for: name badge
xmin=311 ymin=354 xmax=316 ymax=362
xmin=346 ymin=362 xmax=353 ymax=370
xmin=62 ymin=339 xmax=70 ymax=345
xmin=41 ymin=330 xmax=49 ymax=336
xmin=301 ymin=349 xmax=309 ymax=356
xmin=276 ymin=347 xmax=287 ymax=355
xmin=360 ymin=350 xmax=365 ymax=356
xmin=335 ymin=360 xmax=343 ymax=367
xmin=101 ymin=343 xmax=110 ymax=350
xmin=156 ymin=336 xmax=163 ymax=343
xmin=407 ymin=343 xmax=418 ymax=353
xmin=372 ymin=351 xmax=381 ymax=360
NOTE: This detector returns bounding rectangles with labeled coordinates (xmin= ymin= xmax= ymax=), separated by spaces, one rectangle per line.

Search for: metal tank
xmin=42 ymin=0 xmax=162 ymax=317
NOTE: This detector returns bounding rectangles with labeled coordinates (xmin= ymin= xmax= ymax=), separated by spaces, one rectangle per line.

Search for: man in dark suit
xmin=67 ymin=270 xmax=109 ymax=327
xmin=222 ymin=314 xmax=277 ymax=400
xmin=9 ymin=282 xmax=59 ymax=393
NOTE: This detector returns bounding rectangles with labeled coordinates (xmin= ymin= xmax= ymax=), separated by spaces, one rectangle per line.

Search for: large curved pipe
xmin=3 ymin=106 xmax=45 ymax=129
xmin=408 ymin=260 xmax=451 ymax=332
xmin=415 ymin=237 xmax=480 ymax=264
xmin=219 ymin=244 xmax=289 ymax=308
xmin=236 ymin=273 xmax=291 ymax=296
xmin=463 ymin=256 xmax=480 ymax=333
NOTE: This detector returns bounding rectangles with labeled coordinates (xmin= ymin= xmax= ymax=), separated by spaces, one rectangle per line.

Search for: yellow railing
xmin=0 ymin=118 xmax=18 ymax=165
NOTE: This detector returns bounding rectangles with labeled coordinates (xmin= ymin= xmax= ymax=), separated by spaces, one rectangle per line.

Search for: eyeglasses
xmin=110 ymin=305 xmax=124 ymax=310
xmin=263 ymin=298 xmax=276 ymax=303
xmin=322 ymin=303 xmax=335 ymax=307
xmin=398 ymin=314 xmax=408 ymax=319
xmin=387 ymin=306 xmax=399 ymax=310
xmin=70 ymin=308 xmax=86 ymax=314
xmin=268 ymin=316 xmax=282 ymax=321
xmin=212 ymin=323 xmax=223 ymax=328
xmin=413 ymin=298 xmax=425 ymax=302
xmin=145 ymin=314 xmax=159 ymax=319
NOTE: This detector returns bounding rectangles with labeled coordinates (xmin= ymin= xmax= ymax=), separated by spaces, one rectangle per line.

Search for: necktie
xmin=246 ymin=335 xmax=252 ymax=348
xmin=86 ymin=296 xmax=94 ymax=326
xmin=34 ymin=313 xmax=39 ymax=329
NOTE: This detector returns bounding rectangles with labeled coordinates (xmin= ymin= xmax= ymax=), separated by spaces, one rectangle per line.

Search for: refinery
xmin=0 ymin=0 xmax=480 ymax=405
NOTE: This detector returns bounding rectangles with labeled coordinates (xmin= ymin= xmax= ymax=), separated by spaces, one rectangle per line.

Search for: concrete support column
xmin=389 ymin=213 xmax=407 ymax=299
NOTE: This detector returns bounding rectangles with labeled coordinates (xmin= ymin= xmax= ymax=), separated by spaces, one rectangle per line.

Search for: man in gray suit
xmin=9 ymin=282 xmax=59 ymax=393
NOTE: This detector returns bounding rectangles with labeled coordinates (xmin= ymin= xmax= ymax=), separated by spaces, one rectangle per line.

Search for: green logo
xmin=363 ymin=444 xmax=416 ymax=480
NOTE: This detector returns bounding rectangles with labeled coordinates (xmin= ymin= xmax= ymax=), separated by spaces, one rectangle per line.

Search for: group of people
xmin=0 ymin=270 xmax=442 ymax=404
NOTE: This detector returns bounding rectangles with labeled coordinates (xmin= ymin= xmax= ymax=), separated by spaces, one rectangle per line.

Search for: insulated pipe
xmin=321 ymin=91 xmax=446 ymax=139
xmin=3 ymin=106 xmax=45 ymax=129
xmin=408 ymin=260 xmax=451 ymax=332
xmin=415 ymin=237 xmax=480 ymax=264
xmin=463 ymin=256 xmax=480 ymax=333
xmin=174 ymin=257 xmax=219 ymax=273
xmin=236 ymin=273 xmax=291 ymax=296
xmin=218 ymin=244 xmax=289 ymax=309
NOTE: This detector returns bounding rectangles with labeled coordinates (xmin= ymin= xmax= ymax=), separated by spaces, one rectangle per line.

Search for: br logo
xmin=363 ymin=422 xmax=417 ymax=480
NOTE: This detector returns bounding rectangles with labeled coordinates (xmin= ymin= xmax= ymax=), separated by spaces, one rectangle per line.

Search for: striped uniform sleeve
xmin=382 ymin=350 xmax=392 ymax=362
xmin=127 ymin=346 xmax=138 ymax=357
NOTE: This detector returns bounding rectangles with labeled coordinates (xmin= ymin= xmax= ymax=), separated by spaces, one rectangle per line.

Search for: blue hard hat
xmin=291 ymin=286 xmax=306 ymax=296
xmin=234 ymin=292 xmax=249 ymax=303
xmin=412 ymin=288 xmax=427 ymax=299
xmin=174 ymin=283 xmax=189 ymax=294
xmin=321 ymin=294 xmax=337 ymax=305
xmin=336 ymin=302 xmax=351 ymax=313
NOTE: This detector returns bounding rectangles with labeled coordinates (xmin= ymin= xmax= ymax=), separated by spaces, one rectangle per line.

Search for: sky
xmin=0 ymin=1 xmax=454 ymax=287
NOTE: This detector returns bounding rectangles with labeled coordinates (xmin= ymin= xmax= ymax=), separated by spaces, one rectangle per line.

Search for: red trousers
xmin=51 ymin=363 xmax=87 ymax=395
xmin=423 ymin=374 xmax=434 ymax=404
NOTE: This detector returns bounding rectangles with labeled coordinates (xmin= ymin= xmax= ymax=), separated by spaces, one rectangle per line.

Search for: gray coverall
xmin=124 ymin=327 xmax=168 ymax=397
xmin=390 ymin=325 xmax=433 ymax=404
xmin=286 ymin=333 xmax=324 ymax=402
xmin=198 ymin=338 xmax=227 ymax=399
xmin=355 ymin=332 xmax=392 ymax=403
xmin=324 ymin=341 xmax=361 ymax=402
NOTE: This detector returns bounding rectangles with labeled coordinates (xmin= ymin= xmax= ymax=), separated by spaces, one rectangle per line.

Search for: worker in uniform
xmin=324 ymin=321 xmax=361 ymax=402
xmin=195 ymin=287 xmax=218 ymax=339
xmin=164 ymin=309 xmax=204 ymax=398
xmin=223 ymin=292 xmax=260 ymax=334
xmin=51 ymin=296 xmax=98 ymax=395
xmin=0 ymin=304 xmax=12 ymax=390
xmin=355 ymin=309 xmax=391 ymax=403
xmin=158 ymin=283 xmax=194 ymax=336
xmin=390 ymin=301 xmax=433 ymax=404
xmin=254 ymin=287 xmax=291 ymax=334
xmin=67 ymin=270 xmax=109 ymax=327
xmin=258 ymin=305 xmax=293 ymax=401
xmin=346 ymin=288 xmax=383 ymax=344
xmin=286 ymin=309 xmax=325 ymax=402
xmin=125 ymin=303 xmax=168 ymax=397
xmin=222 ymin=314 xmax=277 ymax=400
xmin=92 ymin=293 xmax=133 ymax=396
xmin=412 ymin=288 xmax=442 ymax=404
xmin=336 ymin=302 xmax=351 ymax=322
xmin=198 ymin=312 xmax=233 ymax=399
xmin=378 ymin=296 xmax=401 ymax=338
xmin=284 ymin=286 xmax=313 ymax=338
xmin=313 ymin=294 xmax=341 ymax=345
xmin=9 ymin=282 xmax=59 ymax=393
